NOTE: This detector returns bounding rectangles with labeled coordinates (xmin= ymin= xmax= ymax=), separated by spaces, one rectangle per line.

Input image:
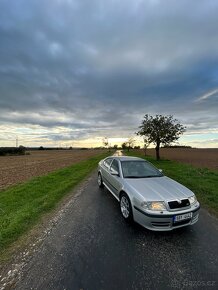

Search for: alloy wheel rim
xmin=120 ymin=196 xmax=130 ymax=218
xmin=98 ymin=174 xmax=102 ymax=186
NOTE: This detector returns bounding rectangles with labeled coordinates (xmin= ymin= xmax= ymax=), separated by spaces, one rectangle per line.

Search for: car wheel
xmin=120 ymin=193 xmax=133 ymax=222
xmin=98 ymin=172 xmax=104 ymax=188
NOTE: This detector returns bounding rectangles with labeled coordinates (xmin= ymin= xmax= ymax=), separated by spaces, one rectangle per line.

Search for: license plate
xmin=173 ymin=212 xmax=192 ymax=222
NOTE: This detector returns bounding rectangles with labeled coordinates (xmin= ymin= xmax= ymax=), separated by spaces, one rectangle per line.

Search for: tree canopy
xmin=137 ymin=114 xmax=185 ymax=160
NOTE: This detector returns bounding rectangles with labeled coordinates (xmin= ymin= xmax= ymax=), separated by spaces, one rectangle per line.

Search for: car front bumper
xmin=133 ymin=203 xmax=200 ymax=231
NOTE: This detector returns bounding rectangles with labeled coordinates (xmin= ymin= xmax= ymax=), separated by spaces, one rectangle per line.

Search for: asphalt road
xmin=15 ymin=172 xmax=218 ymax=290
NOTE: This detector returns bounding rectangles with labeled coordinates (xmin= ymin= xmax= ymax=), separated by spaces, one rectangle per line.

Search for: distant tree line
xmin=0 ymin=146 xmax=26 ymax=156
xmin=163 ymin=145 xmax=192 ymax=148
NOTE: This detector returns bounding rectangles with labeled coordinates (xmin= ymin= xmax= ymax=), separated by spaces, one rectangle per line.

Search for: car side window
xmin=110 ymin=159 xmax=120 ymax=174
xmin=103 ymin=158 xmax=113 ymax=169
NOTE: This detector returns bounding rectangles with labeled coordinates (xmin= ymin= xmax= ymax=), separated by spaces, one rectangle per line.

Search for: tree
xmin=137 ymin=114 xmax=185 ymax=160
xmin=143 ymin=137 xmax=150 ymax=156
xmin=122 ymin=142 xmax=127 ymax=150
xmin=103 ymin=137 xmax=109 ymax=148
xmin=103 ymin=137 xmax=111 ymax=152
xmin=113 ymin=144 xmax=118 ymax=149
xmin=126 ymin=137 xmax=135 ymax=152
xmin=134 ymin=146 xmax=140 ymax=149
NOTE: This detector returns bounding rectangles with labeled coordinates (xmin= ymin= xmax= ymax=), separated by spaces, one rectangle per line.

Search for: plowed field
xmin=146 ymin=148 xmax=218 ymax=170
xmin=0 ymin=149 xmax=105 ymax=190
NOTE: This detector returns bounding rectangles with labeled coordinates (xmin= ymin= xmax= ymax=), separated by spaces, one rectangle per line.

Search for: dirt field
xmin=0 ymin=149 xmax=105 ymax=190
xmin=145 ymin=148 xmax=218 ymax=170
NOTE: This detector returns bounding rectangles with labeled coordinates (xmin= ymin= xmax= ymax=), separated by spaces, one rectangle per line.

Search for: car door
xmin=101 ymin=157 xmax=113 ymax=186
xmin=107 ymin=159 xmax=122 ymax=197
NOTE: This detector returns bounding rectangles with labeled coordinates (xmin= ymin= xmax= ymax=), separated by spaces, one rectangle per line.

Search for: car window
xmin=103 ymin=158 xmax=113 ymax=169
xmin=110 ymin=159 xmax=120 ymax=174
xmin=121 ymin=160 xmax=163 ymax=178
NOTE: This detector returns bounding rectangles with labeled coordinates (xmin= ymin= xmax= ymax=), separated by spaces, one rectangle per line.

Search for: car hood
xmin=125 ymin=176 xmax=193 ymax=201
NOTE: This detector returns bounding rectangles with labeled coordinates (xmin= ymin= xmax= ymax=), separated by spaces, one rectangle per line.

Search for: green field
xmin=126 ymin=150 xmax=218 ymax=217
xmin=0 ymin=152 xmax=109 ymax=255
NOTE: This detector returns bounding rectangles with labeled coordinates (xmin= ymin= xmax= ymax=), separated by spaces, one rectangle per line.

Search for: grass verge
xmin=0 ymin=152 xmax=109 ymax=254
xmin=125 ymin=150 xmax=218 ymax=217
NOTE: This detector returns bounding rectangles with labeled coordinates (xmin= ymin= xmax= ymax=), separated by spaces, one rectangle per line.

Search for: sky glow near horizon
xmin=0 ymin=0 xmax=218 ymax=148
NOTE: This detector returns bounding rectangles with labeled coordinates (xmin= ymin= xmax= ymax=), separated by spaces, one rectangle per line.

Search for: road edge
xmin=0 ymin=169 xmax=98 ymax=290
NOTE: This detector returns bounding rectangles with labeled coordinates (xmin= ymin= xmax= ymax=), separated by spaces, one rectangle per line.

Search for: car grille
xmin=168 ymin=199 xmax=190 ymax=209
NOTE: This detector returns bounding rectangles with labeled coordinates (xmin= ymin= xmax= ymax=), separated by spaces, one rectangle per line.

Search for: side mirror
xmin=159 ymin=169 xmax=163 ymax=173
xmin=111 ymin=169 xmax=119 ymax=176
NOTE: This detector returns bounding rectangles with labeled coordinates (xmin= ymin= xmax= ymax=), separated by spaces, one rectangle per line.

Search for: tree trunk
xmin=155 ymin=142 xmax=160 ymax=160
xmin=144 ymin=146 xmax=147 ymax=156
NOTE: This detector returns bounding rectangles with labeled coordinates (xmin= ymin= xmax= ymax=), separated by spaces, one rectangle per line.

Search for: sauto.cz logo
xmin=170 ymin=279 xmax=216 ymax=288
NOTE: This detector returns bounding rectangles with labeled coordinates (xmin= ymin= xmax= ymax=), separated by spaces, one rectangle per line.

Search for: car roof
xmin=106 ymin=156 xmax=145 ymax=162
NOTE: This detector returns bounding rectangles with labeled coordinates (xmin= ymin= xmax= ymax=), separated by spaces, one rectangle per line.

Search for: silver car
xmin=98 ymin=156 xmax=200 ymax=231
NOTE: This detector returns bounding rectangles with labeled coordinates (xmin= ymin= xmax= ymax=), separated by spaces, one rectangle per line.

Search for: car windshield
xmin=121 ymin=160 xmax=163 ymax=178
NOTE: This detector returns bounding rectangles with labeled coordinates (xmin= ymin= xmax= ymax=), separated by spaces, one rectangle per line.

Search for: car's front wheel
xmin=120 ymin=193 xmax=133 ymax=222
xmin=98 ymin=172 xmax=104 ymax=188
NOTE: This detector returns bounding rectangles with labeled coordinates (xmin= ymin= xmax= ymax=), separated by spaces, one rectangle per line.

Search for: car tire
xmin=120 ymin=193 xmax=133 ymax=223
xmin=98 ymin=172 xmax=104 ymax=188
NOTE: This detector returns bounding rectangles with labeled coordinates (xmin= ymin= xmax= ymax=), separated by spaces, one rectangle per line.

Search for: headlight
xmin=189 ymin=195 xmax=197 ymax=205
xmin=141 ymin=201 xmax=167 ymax=211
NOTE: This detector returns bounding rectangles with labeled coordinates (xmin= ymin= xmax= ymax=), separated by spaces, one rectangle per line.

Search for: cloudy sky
xmin=0 ymin=0 xmax=218 ymax=148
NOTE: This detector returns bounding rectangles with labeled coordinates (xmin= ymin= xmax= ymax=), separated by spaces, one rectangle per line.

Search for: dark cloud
xmin=0 ymin=0 xmax=218 ymax=145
